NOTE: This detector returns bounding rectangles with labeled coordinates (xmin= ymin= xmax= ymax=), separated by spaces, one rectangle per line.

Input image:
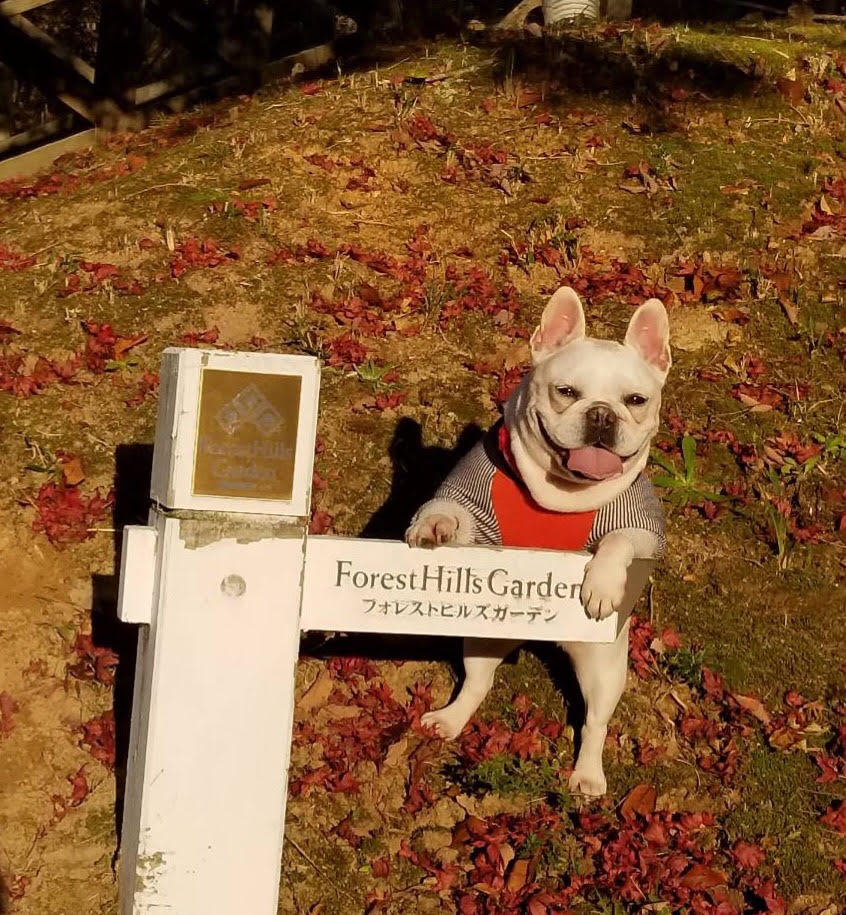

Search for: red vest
xmin=492 ymin=423 xmax=596 ymax=550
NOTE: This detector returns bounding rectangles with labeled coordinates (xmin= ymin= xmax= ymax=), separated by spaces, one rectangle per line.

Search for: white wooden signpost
xmin=116 ymin=347 xmax=652 ymax=914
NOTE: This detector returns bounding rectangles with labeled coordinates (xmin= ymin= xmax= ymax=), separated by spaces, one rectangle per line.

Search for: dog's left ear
xmin=530 ymin=286 xmax=586 ymax=364
xmin=625 ymin=298 xmax=671 ymax=379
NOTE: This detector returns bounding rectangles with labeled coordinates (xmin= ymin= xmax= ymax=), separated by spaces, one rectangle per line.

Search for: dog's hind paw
xmin=420 ymin=707 xmax=466 ymax=740
xmin=568 ymin=767 xmax=607 ymax=797
xmin=406 ymin=513 xmax=459 ymax=547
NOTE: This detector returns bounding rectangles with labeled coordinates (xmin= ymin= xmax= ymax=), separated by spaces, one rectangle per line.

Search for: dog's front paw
xmin=406 ymin=513 xmax=459 ymax=547
xmin=580 ymin=558 xmax=627 ymax=620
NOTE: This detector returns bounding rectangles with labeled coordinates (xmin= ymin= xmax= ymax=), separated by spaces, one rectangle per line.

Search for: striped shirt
xmin=427 ymin=423 xmax=666 ymax=554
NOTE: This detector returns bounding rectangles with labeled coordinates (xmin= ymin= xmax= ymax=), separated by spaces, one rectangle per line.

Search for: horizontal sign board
xmin=300 ymin=537 xmax=653 ymax=644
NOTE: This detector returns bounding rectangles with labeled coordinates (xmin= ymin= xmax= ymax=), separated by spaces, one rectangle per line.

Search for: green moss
xmin=725 ymin=748 xmax=846 ymax=897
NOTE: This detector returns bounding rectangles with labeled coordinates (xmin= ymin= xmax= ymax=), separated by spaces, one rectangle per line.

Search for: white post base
xmin=543 ymin=0 xmax=600 ymax=21
xmin=119 ymin=509 xmax=306 ymax=914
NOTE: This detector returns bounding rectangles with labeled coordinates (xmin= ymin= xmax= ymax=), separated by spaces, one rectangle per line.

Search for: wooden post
xmin=95 ymin=0 xmax=147 ymax=100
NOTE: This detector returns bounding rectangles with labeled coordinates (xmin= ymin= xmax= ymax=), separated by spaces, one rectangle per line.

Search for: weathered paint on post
xmin=119 ymin=513 xmax=308 ymax=913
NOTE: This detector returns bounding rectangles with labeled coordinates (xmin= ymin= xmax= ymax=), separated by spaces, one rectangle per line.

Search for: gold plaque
xmin=193 ymin=369 xmax=302 ymax=501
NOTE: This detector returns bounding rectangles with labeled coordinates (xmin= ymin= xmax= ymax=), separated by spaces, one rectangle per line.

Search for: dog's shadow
xmin=312 ymin=416 xmax=587 ymax=747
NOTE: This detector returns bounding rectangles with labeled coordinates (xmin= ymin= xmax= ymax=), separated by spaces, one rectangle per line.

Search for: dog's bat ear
xmin=530 ymin=286 xmax=586 ymax=363
xmin=625 ymin=298 xmax=671 ymax=378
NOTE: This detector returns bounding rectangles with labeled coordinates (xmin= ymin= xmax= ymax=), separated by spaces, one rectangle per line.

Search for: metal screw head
xmin=220 ymin=574 xmax=247 ymax=597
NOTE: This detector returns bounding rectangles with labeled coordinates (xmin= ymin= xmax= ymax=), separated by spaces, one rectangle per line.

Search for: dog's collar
xmin=485 ymin=420 xmax=523 ymax=483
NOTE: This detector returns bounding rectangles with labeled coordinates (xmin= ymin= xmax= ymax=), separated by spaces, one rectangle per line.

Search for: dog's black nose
xmin=584 ymin=403 xmax=617 ymax=446
xmin=586 ymin=404 xmax=615 ymax=429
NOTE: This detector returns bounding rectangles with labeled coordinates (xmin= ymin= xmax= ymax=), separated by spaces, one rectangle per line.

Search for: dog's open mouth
xmin=565 ymin=445 xmax=624 ymax=481
xmin=538 ymin=418 xmax=625 ymax=481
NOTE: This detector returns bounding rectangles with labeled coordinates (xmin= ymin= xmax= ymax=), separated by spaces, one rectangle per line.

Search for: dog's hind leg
xmin=561 ymin=619 xmax=630 ymax=797
xmin=421 ymin=637 xmax=521 ymax=740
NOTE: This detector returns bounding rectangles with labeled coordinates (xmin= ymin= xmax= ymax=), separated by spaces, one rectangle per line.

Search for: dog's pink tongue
xmin=566 ymin=446 xmax=624 ymax=480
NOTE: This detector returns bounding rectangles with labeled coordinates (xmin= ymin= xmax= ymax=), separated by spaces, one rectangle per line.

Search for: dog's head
xmin=511 ymin=286 xmax=670 ymax=498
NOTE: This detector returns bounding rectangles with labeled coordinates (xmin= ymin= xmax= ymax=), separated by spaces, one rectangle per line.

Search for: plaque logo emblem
xmin=216 ymin=384 xmax=284 ymax=437
xmin=193 ymin=369 xmax=302 ymax=501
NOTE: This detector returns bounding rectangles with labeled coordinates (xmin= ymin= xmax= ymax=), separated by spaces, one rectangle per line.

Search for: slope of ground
xmin=0 ymin=19 xmax=844 ymax=915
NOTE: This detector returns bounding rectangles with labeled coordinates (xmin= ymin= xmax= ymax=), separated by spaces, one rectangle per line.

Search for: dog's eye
xmin=625 ymin=393 xmax=647 ymax=406
xmin=555 ymin=385 xmax=579 ymax=399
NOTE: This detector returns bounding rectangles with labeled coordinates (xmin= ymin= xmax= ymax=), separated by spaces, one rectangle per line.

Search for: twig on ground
xmin=288 ymin=836 xmax=358 ymax=903
xmin=123 ymin=182 xmax=196 ymax=199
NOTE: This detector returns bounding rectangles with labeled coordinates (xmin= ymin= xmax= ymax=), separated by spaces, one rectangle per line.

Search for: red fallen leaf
xmin=813 ymin=753 xmax=839 ymax=783
xmin=702 ymin=666 xmax=727 ymax=699
xmin=114 ymin=334 xmax=148 ymax=360
xmin=620 ymin=783 xmax=657 ymax=821
xmin=170 ymin=237 xmax=239 ymax=278
xmin=82 ymin=321 xmax=147 ymax=372
xmin=751 ymin=877 xmax=787 ymax=915
xmin=643 ymin=818 xmax=669 ymax=847
xmin=0 ymin=691 xmax=19 ymax=736
xmin=732 ymin=839 xmax=766 ymax=869
xmin=324 ymin=334 xmax=368 ymax=369
xmin=126 ymin=371 xmax=160 ymax=407
xmin=333 ymin=813 xmax=365 ymax=849
xmin=8 ymin=875 xmax=29 ymax=900
xmin=660 ymin=626 xmax=682 ymax=650
xmin=635 ymin=740 xmax=666 ymax=764
xmin=309 ymin=510 xmax=334 ymax=535
xmin=330 ymin=770 xmax=360 ymax=794
xmin=700 ymin=499 xmax=722 ymax=520
xmin=820 ymin=800 xmax=846 ymax=835
xmin=304 ymin=152 xmax=335 ymax=172
xmin=835 ymin=858 xmax=846 ymax=876
xmin=31 ymin=482 xmax=114 ymax=546
xmin=67 ymin=633 xmax=119 ymax=687
xmin=399 ymin=840 xmax=459 ymax=891
xmin=713 ymin=306 xmax=750 ymax=325
xmin=371 ymin=856 xmax=391 ymax=877
xmin=301 ymin=81 xmax=322 ymax=95
xmin=372 ymin=392 xmax=406 ymax=411
xmin=68 ymin=765 xmax=90 ymax=806
xmin=179 ymin=327 xmax=220 ymax=346
xmin=680 ymin=864 xmax=727 ymax=889
xmin=79 ymin=710 xmax=116 ymax=769
xmin=0 ymin=243 xmax=36 ymax=271
xmin=80 ymin=260 xmax=119 ymax=283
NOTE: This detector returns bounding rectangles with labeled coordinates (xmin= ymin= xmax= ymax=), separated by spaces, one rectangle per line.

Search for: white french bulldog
xmin=406 ymin=286 xmax=670 ymax=796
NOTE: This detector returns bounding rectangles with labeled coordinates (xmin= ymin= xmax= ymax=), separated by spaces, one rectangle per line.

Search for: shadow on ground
xmin=89 ymin=444 xmax=153 ymax=852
